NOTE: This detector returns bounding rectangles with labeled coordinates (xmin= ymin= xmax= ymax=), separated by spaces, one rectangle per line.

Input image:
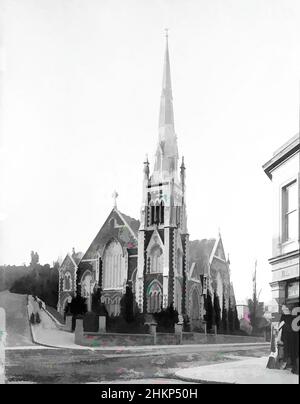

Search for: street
xmin=5 ymin=344 xmax=269 ymax=384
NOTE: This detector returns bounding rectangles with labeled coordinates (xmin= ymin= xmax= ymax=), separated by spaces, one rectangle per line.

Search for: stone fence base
xmin=74 ymin=319 xmax=265 ymax=347
xmin=182 ymin=332 xmax=265 ymax=344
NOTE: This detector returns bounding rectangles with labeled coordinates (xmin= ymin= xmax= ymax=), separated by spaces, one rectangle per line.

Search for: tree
xmin=153 ymin=303 xmax=179 ymax=332
xmin=69 ymin=295 xmax=87 ymax=317
xmin=221 ymin=295 xmax=228 ymax=333
xmin=213 ymin=292 xmax=221 ymax=330
xmin=30 ymin=251 xmax=39 ymax=267
xmin=234 ymin=305 xmax=240 ymax=331
xmin=247 ymin=260 xmax=264 ymax=334
xmin=228 ymin=298 xmax=234 ymax=332
xmin=204 ymin=291 xmax=214 ymax=332
xmin=9 ymin=253 xmax=59 ymax=308
xmin=91 ymin=287 xmax=108 ymax=317
xmin=248 ymin=298 xmax=264 ymax=334
xmin=120 ymin=285 xmax=134 ymax=322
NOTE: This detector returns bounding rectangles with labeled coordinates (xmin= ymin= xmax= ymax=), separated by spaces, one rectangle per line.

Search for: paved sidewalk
xmin=175 ymin=356 xmax=299 ymax=384
xmin=31 ymin=309 xmax=83 ymax=349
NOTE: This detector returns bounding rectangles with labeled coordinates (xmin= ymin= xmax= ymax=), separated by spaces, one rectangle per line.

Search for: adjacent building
xmin=263 ymin=133 xmax=300 ymax=323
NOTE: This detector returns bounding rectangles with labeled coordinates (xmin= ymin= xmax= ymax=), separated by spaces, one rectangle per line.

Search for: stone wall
xmin=182 ymin=332 xmax=265 ymax=344
xmin=77 ymin=332 xmax=154 ymax=347
xmin=156 ymin=333 xmax=181 ymax=345
xmin=74 ymin=319 xmax=265 ymax=347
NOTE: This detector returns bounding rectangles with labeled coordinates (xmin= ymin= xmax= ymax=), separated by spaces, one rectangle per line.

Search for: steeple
xmin=152 ymin=31 xmax=179 ymax=183
xmin=159 ymin=29 xmax=174 ymax=129
xmin=137 ymin=32 xmax=189 ymax=315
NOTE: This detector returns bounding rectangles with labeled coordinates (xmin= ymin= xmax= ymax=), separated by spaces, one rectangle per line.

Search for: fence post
xmin=175 ymin=322 xmax=183 ymax=345
xmin=65 ymin=315 xmax=73 ymax=332
xmin=98 ymin=316 xmax=106 ymax=333
xmin=149 ymin=323 xmax=157 ymax=345
xmin=75 ymin=318 xmax=84 ymax=345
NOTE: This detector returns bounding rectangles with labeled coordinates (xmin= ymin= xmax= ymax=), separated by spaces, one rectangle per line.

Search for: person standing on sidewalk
xmin=277 ymin=305 xmax=294 ymax=370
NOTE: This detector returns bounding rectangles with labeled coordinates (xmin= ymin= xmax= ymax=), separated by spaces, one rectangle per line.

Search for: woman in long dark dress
xmin=278 ymin=305 xmax=293 ymax=369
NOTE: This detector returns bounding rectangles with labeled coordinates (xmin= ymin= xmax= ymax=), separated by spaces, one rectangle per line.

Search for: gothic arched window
xmin=160 ymin=200 xmax=164 ymax=224
xmin=103 ymin=240 xmax=126 ymax=289
xmin=112 ymin=295 xmax=121 ymax=316
xmin=176 ymin=206 xmax=181 ymax=226
xmin=63 ymin=272 xmax=72 ymax=291
xmin=147 ymin=281 xmax=162 ymax=313
xmin=150 ymin=246 xmax=163 ymax=273
xmin=155 ymin=202 xmax=160 ymax=224
xmin=150 ymin=202 xmax=155 ymax=225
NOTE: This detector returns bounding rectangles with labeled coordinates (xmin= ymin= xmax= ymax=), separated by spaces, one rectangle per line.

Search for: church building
xmin=57 ymin=34 xmax=235 ymax=330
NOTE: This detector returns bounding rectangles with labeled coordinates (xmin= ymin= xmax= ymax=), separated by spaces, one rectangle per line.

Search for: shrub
xmin=120 ymin=285 xmax=134 ymax=322
xmin=106 ymin=313 xmax=147 ymax=334
xmin=153 ymin=304 xmax=179 ymax=332
xmin=91 ymin=288 xmax=102 ymax=314
xmin=69 ymin=295 xmax=87 ymax=317
xmin=214 ymin=292 xmax=221 ymax=330
xmin=83 ymin=312 xmax=99 ymax=332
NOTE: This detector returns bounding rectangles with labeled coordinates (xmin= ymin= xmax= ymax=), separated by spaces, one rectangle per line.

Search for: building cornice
xmin=263 ymin=134 xmax=299 ymax=179
xmin=268 ymin=248 xmax=300 ymax=264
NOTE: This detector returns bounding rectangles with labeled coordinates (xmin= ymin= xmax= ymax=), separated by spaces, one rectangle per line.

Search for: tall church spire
xmin=159 ymin=29 xmax=174 ymax=129
xmin=152 ymin=31 xmax=179 ymax=183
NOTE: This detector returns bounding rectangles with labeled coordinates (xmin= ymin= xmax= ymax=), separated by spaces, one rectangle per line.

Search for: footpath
xmin=175 ymin=356 xmax=298 ymax=384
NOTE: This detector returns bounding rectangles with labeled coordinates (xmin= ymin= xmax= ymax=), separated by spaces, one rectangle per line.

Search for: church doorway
xmin=147 ymin=281 xmax=162 ymax=313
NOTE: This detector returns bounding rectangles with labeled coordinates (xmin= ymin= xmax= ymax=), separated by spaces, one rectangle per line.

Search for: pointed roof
xmin=59 ymin=253 xmax=78 ymax=271
xmin=152 ymin=32 xmax=179 ymax=182
xmin=72 ymin=251 xmax=83 ymax=265
xmin=159 ymin=32 xmax=174 ymax=129
xmin=81 ymin=208 xmax=140 ymax=260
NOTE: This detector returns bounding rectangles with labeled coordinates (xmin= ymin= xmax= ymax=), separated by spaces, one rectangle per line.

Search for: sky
xmin=0 ymin=0 xmax=300 ymax=303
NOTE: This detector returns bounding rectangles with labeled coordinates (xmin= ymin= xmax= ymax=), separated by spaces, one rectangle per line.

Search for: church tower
xmin=136 ymin=33 xmax=189 ymax=315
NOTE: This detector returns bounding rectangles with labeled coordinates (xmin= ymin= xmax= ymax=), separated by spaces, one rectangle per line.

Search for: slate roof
xmin=118 ymin=211 xmax=140 ymax=237
xmin=72 ymin=252 xmax=83 ymax=265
